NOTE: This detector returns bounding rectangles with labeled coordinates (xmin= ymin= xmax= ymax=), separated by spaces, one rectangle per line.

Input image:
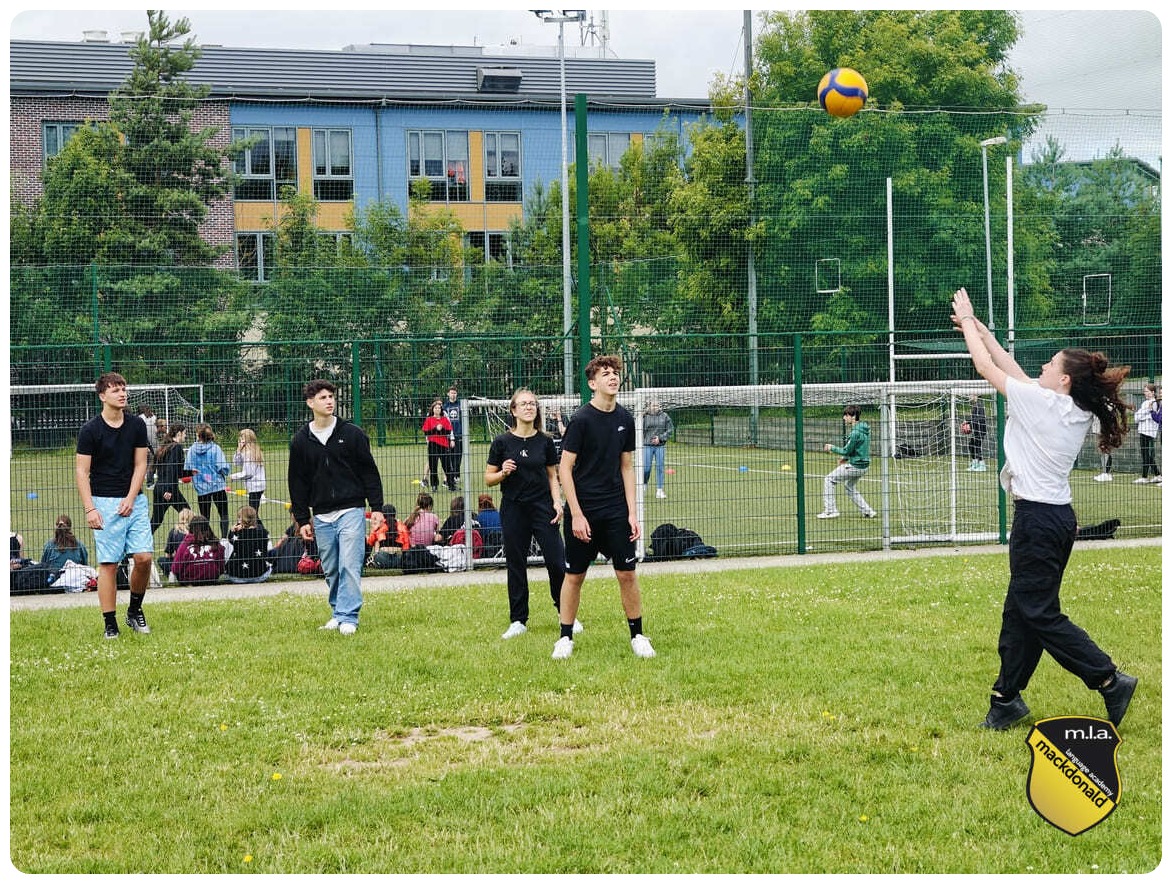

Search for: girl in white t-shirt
xmin=950 ymin=287 xmax=1137 ymax=732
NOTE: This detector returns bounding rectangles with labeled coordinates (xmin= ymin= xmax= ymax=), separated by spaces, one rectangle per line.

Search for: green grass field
xmin=9 ymin=439 xmax=1162 ymax=563
xmin=8 ymin=546 xmax=1161 ymax=873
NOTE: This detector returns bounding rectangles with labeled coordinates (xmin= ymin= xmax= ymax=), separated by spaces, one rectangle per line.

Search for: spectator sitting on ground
xmin=171 ymin=514 xmax=226 ymax=586
xmin=224 ymin=505 xmax=273 ymax=584
xmin=366 ymin=503 xmax=410 ymax=569
xmin=159 ymin=508 xmax=193 ymax=578
xmin=437 ymin=495 xmax=480 ymax=545
xmin=38 ymin=514 xmax=90 ymax=571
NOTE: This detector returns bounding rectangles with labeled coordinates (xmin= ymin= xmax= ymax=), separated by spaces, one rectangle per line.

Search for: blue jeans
xmin=314 ymin=507 xmax=366 ymax=625
xmin=643 ymin=444 xmax=666 ymax=490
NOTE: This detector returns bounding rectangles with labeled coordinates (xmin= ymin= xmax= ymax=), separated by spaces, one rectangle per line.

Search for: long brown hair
xmin=53 ymin=514 xmax=79 ymax=550
xmin=404 ymin=492 xmax=434 ymax=528
xmin=1061 ymin=349 xmax=1131 ymax=452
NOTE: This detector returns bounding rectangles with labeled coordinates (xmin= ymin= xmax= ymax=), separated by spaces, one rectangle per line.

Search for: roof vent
xmin=120 ymin=30 xmax=144 ymax=43
xmin=477 ymin=66 xmax=523 ymax=93
xmin=82 ymin=29 xmax=110 ymax=42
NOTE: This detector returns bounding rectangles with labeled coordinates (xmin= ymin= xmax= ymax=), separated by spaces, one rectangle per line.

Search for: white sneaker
xmin=552 ymin=636 xmax=574 ymax=659
xmin=1094 ymin=473 xmax=1113 ymax=482
xmin=572 ymin=618 xmax=584 ymax=635
xmin=631 ymin=634 xmax=657 ymax=658
xmin=319 ymin=618 xmax=340 ymax=631
xmin=338 ymin=622 xmax=357 ymax=636
xmin=1134 ymin=477 xmax=1150 ymax=484
xmin=655 ymin=489 xmax=667 ymax=499
xmin=972 ymin=461 xmax=987 ymax=472
xmin=816 ymin=511 xmax=839 ymax=519
xmin=501 ymin=621 xmax=528 ymax=640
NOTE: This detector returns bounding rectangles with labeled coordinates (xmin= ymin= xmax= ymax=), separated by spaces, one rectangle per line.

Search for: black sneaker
xmin=103 ymin=622 xmax=120 ymax=640
xmin=1100 ymin=672 xmax=1137 ymax=726
xmin=125 ymin=609 xmax=152 ymax=635
xmin=979 ymin=695 xmax=1031 ymax=730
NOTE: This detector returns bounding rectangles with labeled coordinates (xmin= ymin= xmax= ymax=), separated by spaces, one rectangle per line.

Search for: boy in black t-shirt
xmin=555 ymin=355 xmax=656 ymax=660
xmin=75 ymin=372 xmax=155 ymax=639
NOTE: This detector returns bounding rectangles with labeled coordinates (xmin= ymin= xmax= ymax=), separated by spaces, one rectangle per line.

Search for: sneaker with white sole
xmin=338 ymin=622 xmax=357 ymax=636
xmin=103 ymin=622 xmax=120 ymax=640
xmin=572 ymin=619 xmax=584 ymax=635
xmin=655 ymin=489 xmax=666 ymax=499
xmin=319 ymin=618 xmax=340 ymax=631
xmin=125 ymin=610 xmax=151 ymax=634
xmin=816 ymin=511 xmax=839 ymax=519
xmin=552 ymin=636 xmax=574 ymax=659
xmin=1093 ymin=472 xmax=1113 ymax=482
xmin=501 ymin=621 xmax=528 ymax=640
xmin=631 ymin=634 xmax=656 ymax=658
xmin=1134 ymin=477 xmax=1150 ymax=484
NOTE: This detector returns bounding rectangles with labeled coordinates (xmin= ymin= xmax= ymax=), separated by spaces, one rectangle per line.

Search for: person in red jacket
xmin=171 ymin=514 xmax=225 ymax=585
xmin=422 ymin=399 xmax=456 ymax=492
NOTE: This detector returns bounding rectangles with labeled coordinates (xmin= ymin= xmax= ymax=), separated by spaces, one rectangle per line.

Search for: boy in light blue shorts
xmin=75 ymin=372 xmax=155 ymax=639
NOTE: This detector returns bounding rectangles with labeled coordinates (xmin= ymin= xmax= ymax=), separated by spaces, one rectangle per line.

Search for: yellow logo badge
xmin=1025 ymin=716 xmax=1121 ymax=835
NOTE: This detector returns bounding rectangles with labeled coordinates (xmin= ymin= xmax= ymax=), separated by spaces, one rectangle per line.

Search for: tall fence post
xmin=575 ymin=92 xmax=591 ymax=403
xmin=351 ymin=340 xmax=362 ymax=427
xmin=793 ymin=333 xmax=807 ymax=554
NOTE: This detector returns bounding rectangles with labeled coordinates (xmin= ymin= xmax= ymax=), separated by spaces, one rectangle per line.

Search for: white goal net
xmin=10 ymin=383 xmax=205 ymax=449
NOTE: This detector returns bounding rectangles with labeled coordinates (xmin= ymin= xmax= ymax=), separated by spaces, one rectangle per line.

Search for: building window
xmin=313 ymin=128 xmax=354 ymax=201
xmin=407 ymin=130 xmax=470 ymax=202
xmin=580 ymin=132 xmax=632 ymax=169
xmin=466 ymin=231 xmax=512 ymax=265
xmin=484 ymin=132 xmax=522 ymax=202
xmin=43 ymin=122 xmax=83 ymax=161
xmin=232 ymin=127 xmax=296 ymax=201
xmin=237 ymin=233 xmax=275 ymax=282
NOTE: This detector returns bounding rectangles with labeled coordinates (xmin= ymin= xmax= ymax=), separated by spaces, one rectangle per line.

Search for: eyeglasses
xmin=515 ymin=401 xmax=539 ymax=408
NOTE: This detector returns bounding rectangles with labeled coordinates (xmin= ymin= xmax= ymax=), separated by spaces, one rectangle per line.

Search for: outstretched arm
xmin=951 ymin=287 xmax=1028 ymax=396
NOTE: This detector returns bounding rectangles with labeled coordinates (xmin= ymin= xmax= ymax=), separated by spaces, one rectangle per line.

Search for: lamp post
xmin=980 ymin=136 xmax=1008 ymax=328
xmin=534 ymin=10 xmax=586 ymax=395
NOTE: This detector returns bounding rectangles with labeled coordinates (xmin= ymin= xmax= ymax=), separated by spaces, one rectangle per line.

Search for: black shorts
xmin=563 ymin=505 xmax=637 ymax=574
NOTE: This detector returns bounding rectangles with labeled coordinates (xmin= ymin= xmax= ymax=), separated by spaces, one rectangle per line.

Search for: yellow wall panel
xmin=469 ymin=131 xmax=485 ymax=202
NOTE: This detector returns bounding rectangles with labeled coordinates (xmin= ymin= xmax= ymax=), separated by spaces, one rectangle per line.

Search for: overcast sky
xmin=8 ymin=4 xmax=1163 ymax=160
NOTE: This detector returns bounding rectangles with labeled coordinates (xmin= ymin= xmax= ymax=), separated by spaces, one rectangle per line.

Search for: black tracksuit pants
xmin=500 ymin=497 xmax=565 ymax=625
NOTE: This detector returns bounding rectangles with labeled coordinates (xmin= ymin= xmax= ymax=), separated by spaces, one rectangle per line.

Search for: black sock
xmin=128 ymin=592 xmax=145 ymax=615
xmin=628 ymin=617 xmax=643 ymax=639
xmin=103 ymin=611 xmax=118 ymax=630
xmin=560 ymin=622 xmax=575 ymax=641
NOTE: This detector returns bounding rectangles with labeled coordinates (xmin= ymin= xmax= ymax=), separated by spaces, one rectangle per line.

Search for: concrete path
xmin=10 ymin=537 xmax=1159 ymax=613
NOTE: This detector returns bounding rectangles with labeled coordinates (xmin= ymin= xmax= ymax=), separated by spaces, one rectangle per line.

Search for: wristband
xmin=959 ymin=315 xmax=976 ymax=322
xmin=86 ymin=508 xmax=97 ymax=514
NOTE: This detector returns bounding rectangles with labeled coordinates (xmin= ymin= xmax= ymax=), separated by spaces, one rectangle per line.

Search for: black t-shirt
xmin=560 ymin=402 xmax=635 ymax=511
xmin=76 ymin=413 xmax=149 ymax=498
xmin=487 ymin=431 xmax=559 ymax=504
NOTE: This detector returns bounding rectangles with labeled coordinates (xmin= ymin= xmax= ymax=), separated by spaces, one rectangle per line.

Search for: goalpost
xmin=466 ymin=382 xmax=1000 ymax=571
xmin=10 ymin=383 xmax=205 ymax=448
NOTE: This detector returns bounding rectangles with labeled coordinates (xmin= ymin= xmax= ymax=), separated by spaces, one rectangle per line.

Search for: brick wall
xmin=10 ymin=96 xmax=237 ymax=269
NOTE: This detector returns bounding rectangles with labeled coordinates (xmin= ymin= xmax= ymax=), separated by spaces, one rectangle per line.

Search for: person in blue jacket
xmin=184 ymin=423 xmax=231 ymax=536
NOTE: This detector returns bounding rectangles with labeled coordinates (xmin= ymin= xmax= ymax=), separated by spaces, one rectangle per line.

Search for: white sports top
xmin=999 ymin=376 xmax=1092 ymax=505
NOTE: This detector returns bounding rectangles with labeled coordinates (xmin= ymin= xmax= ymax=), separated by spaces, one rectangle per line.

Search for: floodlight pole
xmin=980 ymin=136 xmax=1007 ymax=329
xmin=534 ymin=10 xmax=586 ymax=395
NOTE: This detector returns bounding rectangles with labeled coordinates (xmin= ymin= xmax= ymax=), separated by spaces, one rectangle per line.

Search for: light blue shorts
xmin=92 ymin=495 xmax=154 ymax=563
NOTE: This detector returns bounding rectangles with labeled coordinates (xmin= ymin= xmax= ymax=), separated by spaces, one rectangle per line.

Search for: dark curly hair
xmin=1061 ymin=349 xmax=1131 ymax=452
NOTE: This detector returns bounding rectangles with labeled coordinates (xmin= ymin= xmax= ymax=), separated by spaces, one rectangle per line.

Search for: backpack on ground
xmin=648 ymin=523 xmax=717 ymax=561
xmin=402 ymin=546 xmax=443 ymax=575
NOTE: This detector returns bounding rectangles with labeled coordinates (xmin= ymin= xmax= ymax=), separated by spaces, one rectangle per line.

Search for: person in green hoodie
xmin=818 ymin=405 xmax=878 ymax=519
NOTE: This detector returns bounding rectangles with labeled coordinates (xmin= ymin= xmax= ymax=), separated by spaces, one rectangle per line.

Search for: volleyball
xmin=818 ymin=67 xmax=868 ymax=118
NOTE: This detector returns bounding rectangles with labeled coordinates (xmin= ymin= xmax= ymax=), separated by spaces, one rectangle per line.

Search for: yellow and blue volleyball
xmin=817 ymin=67 xmax=868 ymax=118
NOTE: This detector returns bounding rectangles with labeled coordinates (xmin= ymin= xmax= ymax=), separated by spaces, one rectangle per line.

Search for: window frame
xmin=231 ymin=126 xmax=297 ymax=201
xmin=236 ymin=232 xmax=275 ymax=282
xmin=483 ymin=131 xmax=523 ymax=202
xmin=406 ymin=129 xmax=470 ymax=203
xmin=42 ymin=121 xmax=83 ymax=162
xmin=311 ymin=128 xmax=354 ymax=201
